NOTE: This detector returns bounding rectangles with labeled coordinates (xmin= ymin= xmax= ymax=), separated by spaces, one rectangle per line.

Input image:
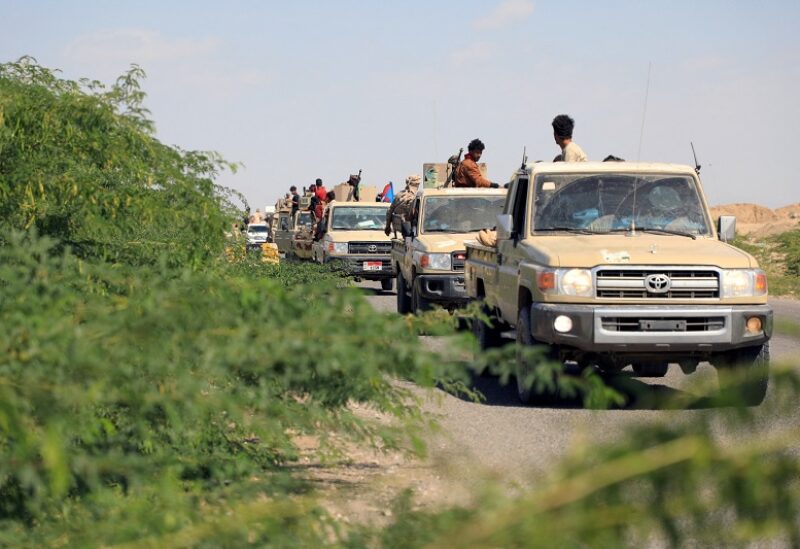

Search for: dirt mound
xmin=775 ymin=203 xmax=800 ymax=220
xmin=710 ymin=203 xmax=778 ymax=224
xmin=709 ymin=203 xmax=800 ymax=238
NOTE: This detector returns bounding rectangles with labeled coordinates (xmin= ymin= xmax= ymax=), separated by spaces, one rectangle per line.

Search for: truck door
xmin=496 ymin=176 xmax=529 ymax=323
xmin=406 ymin=198 xmax=421 ymax=280
xmin=276 ymin=213 xmax=292 ymax=252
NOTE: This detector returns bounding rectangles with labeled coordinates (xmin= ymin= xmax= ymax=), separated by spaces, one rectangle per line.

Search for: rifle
xmin=444 ymin=148 xmax=463 ymax=188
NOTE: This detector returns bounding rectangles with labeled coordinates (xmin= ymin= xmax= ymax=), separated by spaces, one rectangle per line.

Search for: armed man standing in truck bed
xmin=384 ymin=174 xmax=421 ymax=236
xmin=454 ymin=139 xmax=500 ymax=188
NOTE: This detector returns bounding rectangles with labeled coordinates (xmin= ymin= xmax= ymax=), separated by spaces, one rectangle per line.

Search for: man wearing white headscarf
xmin=384 ymin=174 xmax=421 ymax=236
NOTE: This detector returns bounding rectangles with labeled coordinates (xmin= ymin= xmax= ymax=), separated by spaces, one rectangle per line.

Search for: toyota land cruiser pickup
xmin=465 ymin=162 xmax=773 ymax=405
xmin=273 ymin=208 xmax=295 ymax=255
xmin=391 ymin=187 xmax=506 ymax=313
xmin=312 ymin=202 xmax=395 ymax=289
xmin=289 ymin=210 xmax=315 ymax=259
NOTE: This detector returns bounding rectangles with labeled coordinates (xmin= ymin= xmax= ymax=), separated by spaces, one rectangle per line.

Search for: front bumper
xmin=415 ymin=273 xmax=468 ymax=303
xmin=325 ymin=255 xmax=395 ymax=279
xmin=528 ymin=303 xmax=772 ymax=354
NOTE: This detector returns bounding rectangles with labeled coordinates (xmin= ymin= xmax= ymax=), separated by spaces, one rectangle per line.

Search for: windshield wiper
xmin=635 ymin=227 xmax=698 ymax=240
xmin=536 ymin=227 xmax=596 ymax=235
xmin=591 ymin=227 xmax=697 ymax=239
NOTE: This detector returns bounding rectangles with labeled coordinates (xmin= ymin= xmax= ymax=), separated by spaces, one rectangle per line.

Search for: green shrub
xmin=0 ymin=59 xmax=469 ymax=545
xmin=775 ymin=230 xmax=800 ymax=276
xmin=0 ymin=57 xmax=238 ymax=267
xmin=0 ymin=231 xmax=466 ymax=544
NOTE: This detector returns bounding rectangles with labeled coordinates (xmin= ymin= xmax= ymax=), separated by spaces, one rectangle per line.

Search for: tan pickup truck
xmin=272 ymin=208 xmax=295 ymax=254
xmin=272 ymin=209 xmax=314 ymax=257
xmin=465 ymin=162 xmax=772 ymax=405
xmin=391 ymin=187 xmax=506 ymax=313
xmin=312 ymin=202 xmax=395 ymax=290
xmin=289 ymin=210 xmax=315 ymax=259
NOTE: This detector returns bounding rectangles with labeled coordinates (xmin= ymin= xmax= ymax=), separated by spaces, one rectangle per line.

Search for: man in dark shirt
xmin=290 ymin=185 xmax=300 ymax=215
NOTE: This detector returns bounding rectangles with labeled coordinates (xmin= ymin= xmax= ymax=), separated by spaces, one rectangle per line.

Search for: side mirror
xmin=718 ymin=215 xmax=736 ymax=242
xmin=496 ymin=214 xmax=514 ymax=240
xmin=401 ymin=221 xmax=413 ymax=238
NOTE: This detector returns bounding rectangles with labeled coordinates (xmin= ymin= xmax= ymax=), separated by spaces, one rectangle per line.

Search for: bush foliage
xmin=0 ymin=58 xmax=467 ymax=545
xmin=0 ymin=57 xmax=239 ymax=267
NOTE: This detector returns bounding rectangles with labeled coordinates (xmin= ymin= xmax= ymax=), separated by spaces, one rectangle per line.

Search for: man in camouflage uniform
xmin=384 ymin=174 xmax=421 ymax=236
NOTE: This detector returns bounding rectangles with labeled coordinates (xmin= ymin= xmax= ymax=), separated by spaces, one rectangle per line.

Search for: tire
xmin=411 ymin=278 xmax=431 ymax=314
xmin=631 ymin=362 xmax=669 ymax=378
xmin=396 ymin=271 xmax=412 ymax=314
xmin=718 ymin=342 xmax=770 ymax=406
xmin=515 ymin=306 xmax=558 ymax=405
xmin=381 ymin=278 xmax=394 ymax=292
xmin=473 ymin=302 xmax=504 ymax=350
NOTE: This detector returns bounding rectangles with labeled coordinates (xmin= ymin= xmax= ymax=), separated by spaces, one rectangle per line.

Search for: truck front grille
xmin=349 ymin=242 xmax=392 ymax=254
xmin=596 ymin=269 xmax=720 ymax=299
xmin=600 ymin=316 xmax=725 ymax=332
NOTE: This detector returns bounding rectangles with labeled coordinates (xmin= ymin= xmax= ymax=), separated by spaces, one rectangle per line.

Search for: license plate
xmin=639 ymin=319 xmax=686 ymax=331
xmin=363 ymin=261 xmax=382 ymax=271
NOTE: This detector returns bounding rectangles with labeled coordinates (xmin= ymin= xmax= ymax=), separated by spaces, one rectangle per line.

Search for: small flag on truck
xmin=381 ymin=181 xmax=394 ymax=202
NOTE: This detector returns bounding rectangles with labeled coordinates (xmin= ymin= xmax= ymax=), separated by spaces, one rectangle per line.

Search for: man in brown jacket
xmin=454 ymin=139 xmax=499 ymax=188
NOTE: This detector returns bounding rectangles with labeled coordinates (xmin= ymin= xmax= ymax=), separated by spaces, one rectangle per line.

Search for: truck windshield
xmin=532 ymin=173 xmax=710 ymax=236
xmin=296 ymin=212 xmax=313 ymax=229
xmin=330 ymin=206 xmax=387 ymax=231
xmin=248 ymin=225 xmax=268 ymax=233
xmin=422 ymin=196 xmax=506 ymax=233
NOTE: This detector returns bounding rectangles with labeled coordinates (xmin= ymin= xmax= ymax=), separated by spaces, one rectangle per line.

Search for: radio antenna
xmin=636 ymin=62 xmax=652 ymax=161
xmin=691 ymin=142 xmax=701 ymax=174
xmin=631 ymin=62 xmax=652 ymax=237
xmin=520 ymin=146 xmax=528 ymax=170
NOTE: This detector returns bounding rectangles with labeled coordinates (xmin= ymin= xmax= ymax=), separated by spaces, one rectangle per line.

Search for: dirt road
xmin=358 ymin=281 xmax=800 ymax=492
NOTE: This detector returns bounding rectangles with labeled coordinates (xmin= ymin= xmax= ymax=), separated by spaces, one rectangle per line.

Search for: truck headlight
xmin=328 ymin=242 xmax=349 ymax=255
xmin=559 ymin=269 xmax=594 ymax=297
xmin=537 ymin=268 xmax=594 ymax=297
xmin=721 ymin=269 xmax=767 ymax=297
xmin=420 ymin=253 xmax=452 ymax=270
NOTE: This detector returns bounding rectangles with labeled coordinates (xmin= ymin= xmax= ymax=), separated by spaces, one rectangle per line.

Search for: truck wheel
xmin=411 ymin=279 xmax=431 ymax=314
xmin=381 ymin=278 xmax=394 ymax=292
xmin=516 ymin=307 xmax=558 ymax=405
xmin=718 ymin=342 xmax=770 ymax=406
xmin=396 ymin=271 xmax=411 ymax=314
xmin=631 ymin=362 xmax=669 ymax=377
xmin=473 ymin=303 xmax=504 ymax=350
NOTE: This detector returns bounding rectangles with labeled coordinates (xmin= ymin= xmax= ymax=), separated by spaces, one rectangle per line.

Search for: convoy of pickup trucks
xmin=247 ymin=159 xmax=774 ymax=406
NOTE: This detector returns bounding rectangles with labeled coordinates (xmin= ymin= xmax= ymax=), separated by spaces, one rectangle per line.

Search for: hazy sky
xmin=2 ymin=1 xmax=798 ymax=208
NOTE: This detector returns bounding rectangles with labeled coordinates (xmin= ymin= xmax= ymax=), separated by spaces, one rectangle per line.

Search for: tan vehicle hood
xmin=416 ymin=233 xmax=477 ymax=253
xmin=328 ymin=230 xmax=391 ymax=243
xmin=527 ymin=235 xmax=755 ymax=269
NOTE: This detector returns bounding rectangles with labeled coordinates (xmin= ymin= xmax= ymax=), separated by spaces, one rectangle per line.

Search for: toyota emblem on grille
xmin=368 ymin=244 xmax=378 ymax=252
xmin=644 ymin=273 xmax=671 ymax=293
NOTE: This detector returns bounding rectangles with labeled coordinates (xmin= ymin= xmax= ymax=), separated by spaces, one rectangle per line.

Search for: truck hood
xmin=416 ymin=233 xmax=478 ymax=252
xmin=527 ymin=234 xmax=755 ymax=269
